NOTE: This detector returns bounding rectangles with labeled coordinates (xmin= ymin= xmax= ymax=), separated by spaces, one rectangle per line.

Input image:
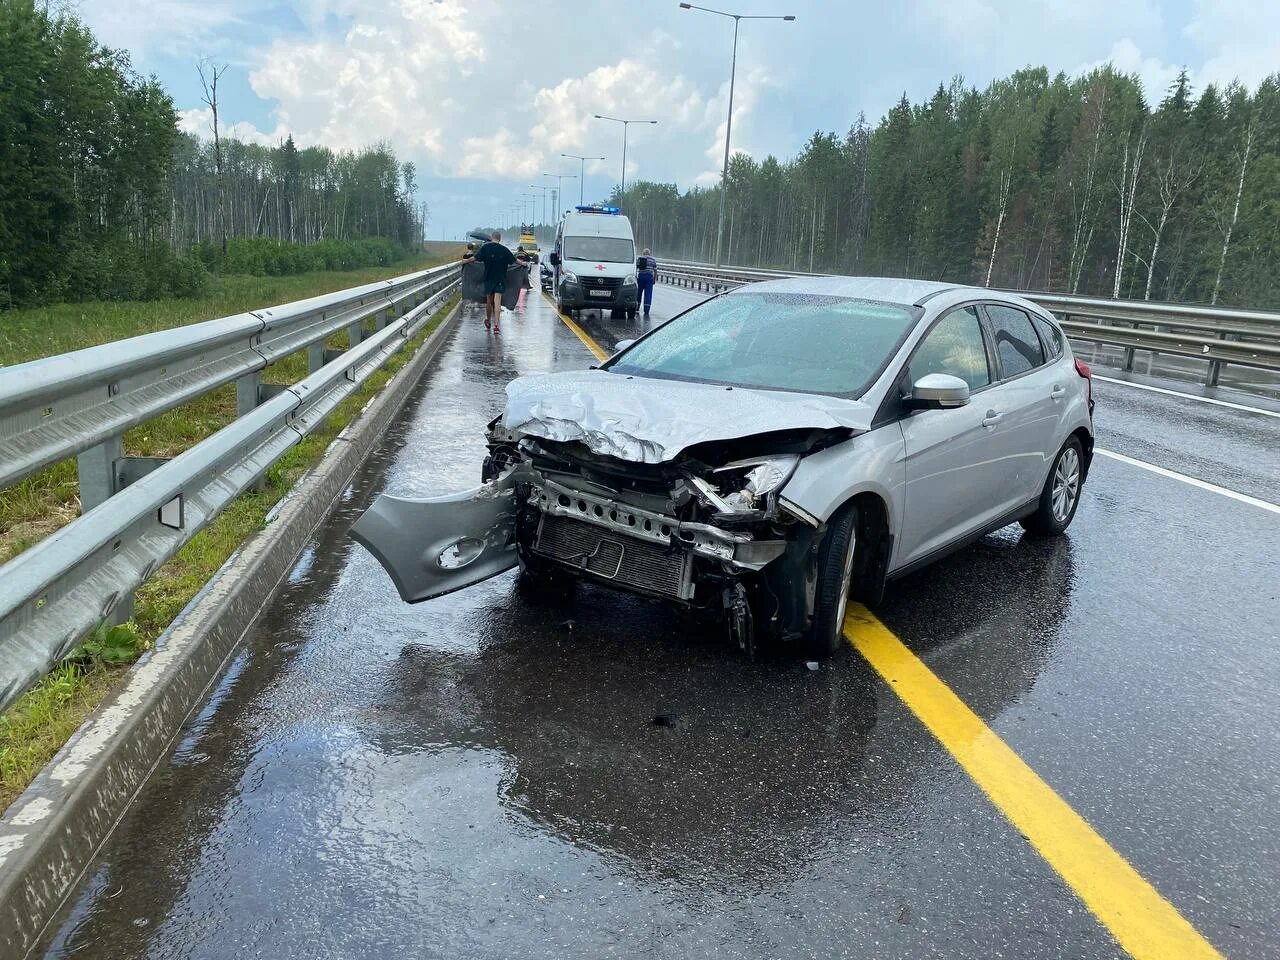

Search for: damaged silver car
xmin=352 ymin=277 xmax=1094 ymax=657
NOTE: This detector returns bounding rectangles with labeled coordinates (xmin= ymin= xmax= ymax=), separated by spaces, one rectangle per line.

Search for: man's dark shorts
xmin=484 ymin=278 xmax=506 ymax=296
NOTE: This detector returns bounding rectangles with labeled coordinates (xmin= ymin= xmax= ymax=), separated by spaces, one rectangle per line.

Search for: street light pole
xmin=531 ymin=184 xmax=553 ymax=227
xmin=680 ymin=3 xmax=794 ymax=265
xmin=545 ymin=172 xmax=578 ymax=217
xmin=593 ymin=115 xmax=657 ymax=198
xmin=560 ymin=155 xmax=602 ymax=206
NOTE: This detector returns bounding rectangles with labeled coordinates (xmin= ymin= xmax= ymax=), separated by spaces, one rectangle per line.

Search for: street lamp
xmin=560 ymin=155 xmax=601 ymax=206
xmin=530 ymin=184 xmax=551 ymax=227
xmin=592 ymin=116 xmax=657 ymax=197
xmin=680 ymin=2 xmax=794 ymax=265
xmin=545 ymin=171 xmax=578 ymax=216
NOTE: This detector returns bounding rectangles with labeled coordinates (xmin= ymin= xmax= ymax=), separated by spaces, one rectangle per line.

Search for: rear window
xmin=607 ymin=291 xmax=919 ymax=397
xmin=1031 ymin=314 xmax=1065 ymax=359
xmin=986 ymin=304 xmax=1047 ymax=378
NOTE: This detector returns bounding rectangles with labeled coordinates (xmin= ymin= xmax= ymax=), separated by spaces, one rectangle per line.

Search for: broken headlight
xmin=704 ymin=455 xmax=800 ymax=513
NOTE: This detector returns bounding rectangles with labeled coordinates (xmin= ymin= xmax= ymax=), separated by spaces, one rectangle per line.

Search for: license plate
xmin=588 ymin=289 xmax=611 ymax=298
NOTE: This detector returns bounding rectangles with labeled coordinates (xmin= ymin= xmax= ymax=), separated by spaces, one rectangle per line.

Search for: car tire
xmin=805 ymin=502 xmax=858 ymax=658
xmin=1021 ymin=436 xmax=1084 ymax=536
xmin=626 ymin=309 xmax=637 ymax=320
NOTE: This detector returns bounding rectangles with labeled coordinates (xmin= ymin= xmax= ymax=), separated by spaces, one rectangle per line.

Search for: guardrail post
xmin=1206 ymin=329 xmax=1235 ymax=386
xmin=77 ymin=435 xmax=123 ymax=515
xmin=236 ymin=372 xmax=268 ymax=491
xmin=347 ymin=318 xmax=364 ymax=349
xmin=76 ymin=435 xmax=134 ymax=623
xmin=308 ymin=341 xmax=326 ymax=374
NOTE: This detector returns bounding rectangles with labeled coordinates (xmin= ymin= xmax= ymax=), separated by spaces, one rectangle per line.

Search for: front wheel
xmin=1021 ymin=437 xmax=1084 ymax=536
xmin=804 ymin=502 xmax=858 ymax=658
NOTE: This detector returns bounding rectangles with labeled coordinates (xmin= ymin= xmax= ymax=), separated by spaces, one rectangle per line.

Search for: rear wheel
xmin=804 ymin=502 xmax=858 ymax=658
xmin=1021 ymin=437 xmax=1083 ymax=535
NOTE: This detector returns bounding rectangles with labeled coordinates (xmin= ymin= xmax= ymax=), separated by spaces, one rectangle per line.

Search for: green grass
xmin=0 ymin=267 xmax=460 ymax=811
xmin=0 ymin=247 xmax=462 ymax=565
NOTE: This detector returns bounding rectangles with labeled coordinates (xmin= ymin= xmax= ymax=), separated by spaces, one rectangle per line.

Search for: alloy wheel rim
xmin=1051 ymin=447 xmax=1080 ymax=522
xmin=835 ymin=535 xmax=857 ymax=636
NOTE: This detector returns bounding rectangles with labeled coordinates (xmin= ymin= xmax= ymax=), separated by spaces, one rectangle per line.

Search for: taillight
xmin=1074 ymin=358 xmax=1094 ymax=413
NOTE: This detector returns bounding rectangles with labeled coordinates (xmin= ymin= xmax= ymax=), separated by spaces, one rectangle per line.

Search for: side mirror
xmin=549 ymin=252 xmax=561 ymax=266
xmin=909 ymin=373 xmax=970 ymax=409
xmin=613 ymin=338 xmax=636 ymax=353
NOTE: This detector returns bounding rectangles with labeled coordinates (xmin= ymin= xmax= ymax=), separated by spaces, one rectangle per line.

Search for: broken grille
xmin=533 ymin=514 xmax=692 ymax=599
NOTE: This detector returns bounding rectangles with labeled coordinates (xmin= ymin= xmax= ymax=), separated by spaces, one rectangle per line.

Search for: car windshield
xmin=563 ymin=236 xmax=634 ymax=263
xmin=607 ymin=291 xmax=919 ymax=396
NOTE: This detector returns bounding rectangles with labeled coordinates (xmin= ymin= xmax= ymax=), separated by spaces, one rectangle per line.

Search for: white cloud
xmin=695 ymin=66 xmax=769 ymax=186
xmin=909 ymin=0 xmax=1167 ymax=70
xmin=77 ymin=0 xmax=255 ymax=60
xmin=244 ymin=0 xmax=479 ymax=154
xmin=1184 ymin=0 xmax=1280 ymax=89
xmin=176 ymin=107 xmax=286 ymax=145
xmin=1076 ymin=38 xmax=1184 ymax=102
xmin=526 ymin=59 xmax=706 ymax=182
xmin=238 ymin=4 xmax=743 ymax=190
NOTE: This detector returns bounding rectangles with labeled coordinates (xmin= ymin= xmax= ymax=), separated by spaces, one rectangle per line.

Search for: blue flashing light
xmin=574 ymin=204 xmax=621 ymax=214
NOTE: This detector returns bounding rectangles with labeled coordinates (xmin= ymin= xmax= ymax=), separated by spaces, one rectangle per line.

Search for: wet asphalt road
xmin=38 ymin=285 xmax=1280 ymax=959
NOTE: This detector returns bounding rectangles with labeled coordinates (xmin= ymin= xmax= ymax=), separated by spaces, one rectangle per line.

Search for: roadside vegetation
xmin=0 ymin=286 xmax=461 ymax=810
xmin=0 ymin=0 xmax=465 ymax=809
xmin=618 ymin=68 xmax=1280 ymax=308
xmin=0 ymin=0 xmax=426 ymax=311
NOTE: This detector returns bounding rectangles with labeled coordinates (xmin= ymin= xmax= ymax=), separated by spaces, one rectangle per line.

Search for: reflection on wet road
xmin=39 ymin=285 xmax=1279 ymax=959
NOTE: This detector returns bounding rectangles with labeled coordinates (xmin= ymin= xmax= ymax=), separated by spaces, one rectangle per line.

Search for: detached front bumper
xmin=524 ymin=476 xmax=785 ymax=601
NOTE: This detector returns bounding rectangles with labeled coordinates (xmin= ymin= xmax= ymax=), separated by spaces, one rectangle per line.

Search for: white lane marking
xmin=1095 ymin=448 xmax=1280 ymax=515
xmin=1093 ymin=375 xmax=1280 ymax=419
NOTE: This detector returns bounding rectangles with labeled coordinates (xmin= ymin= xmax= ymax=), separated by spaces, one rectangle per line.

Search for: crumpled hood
xmin=503 ymin=369 xmax=874 ymax=463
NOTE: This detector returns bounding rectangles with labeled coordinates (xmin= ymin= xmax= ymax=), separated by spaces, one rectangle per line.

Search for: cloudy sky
xmin=78 ymin=0 xmax=1279 ymax=240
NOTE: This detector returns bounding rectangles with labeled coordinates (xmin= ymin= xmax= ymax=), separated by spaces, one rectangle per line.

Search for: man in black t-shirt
xmin=473 ymin=231 xmax=517 ymax=331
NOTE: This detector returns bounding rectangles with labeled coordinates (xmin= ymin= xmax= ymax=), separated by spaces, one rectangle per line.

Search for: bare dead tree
xmin=1136 ymin=148 xmax=1201 ymax=300
xmin=1211 ymin=117 xmax=1255 ymax=305
xmin=1067 ymin=81 xmax=1109 ymax=294
xmin=1112 ymin=124 xmax=1148 ymax=298
xmin=984 ymin=165 xmax=1012 ymax=287
xmin=197 ymin=59 xmax=230 ymax=255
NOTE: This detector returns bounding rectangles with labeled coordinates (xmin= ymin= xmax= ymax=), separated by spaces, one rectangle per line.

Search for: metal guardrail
xmin=0 ymin=262 xmax=461 ymax=711
xmin=655 ymin=260 xmax=1280 ymax=386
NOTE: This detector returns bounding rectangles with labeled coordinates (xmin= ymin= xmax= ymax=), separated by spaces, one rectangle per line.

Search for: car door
xmin=896 ymin=305 xmax=1009 ymax=567
xmin=350 ymin=468 xmax=525 ymax=603
xmin=981 ymin=303 xmax=1060 ymax=508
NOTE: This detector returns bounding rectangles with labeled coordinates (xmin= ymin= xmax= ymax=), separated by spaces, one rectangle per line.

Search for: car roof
xmin=560 ymin=212 xmax=634 ymax=239
xmin=736 ymin=275 xmax=970 ymax=306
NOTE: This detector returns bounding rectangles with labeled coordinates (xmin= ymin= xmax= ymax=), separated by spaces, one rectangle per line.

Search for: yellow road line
xmin=554 ymin=310 xmax=1224 ymax=960
xmin=540 ymin=291 xmax=610 ymax=361
xmin=844 ymin=603 xmax=1223 ymax=960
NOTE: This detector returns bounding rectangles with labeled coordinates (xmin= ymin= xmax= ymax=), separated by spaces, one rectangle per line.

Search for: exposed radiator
xmin=533 ymin=514 xmax=692 ymax=599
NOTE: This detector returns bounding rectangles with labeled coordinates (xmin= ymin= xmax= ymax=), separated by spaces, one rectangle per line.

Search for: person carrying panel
xmin=473 ymin=231 xmax=517 ymax=332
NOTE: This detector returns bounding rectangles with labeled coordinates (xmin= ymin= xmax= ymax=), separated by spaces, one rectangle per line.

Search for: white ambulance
xmin=549 ymin=205 xmax=640 ymax=319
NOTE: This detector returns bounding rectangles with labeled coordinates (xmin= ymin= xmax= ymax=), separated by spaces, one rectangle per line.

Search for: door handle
xmin=982 ymin=410 xmax=1002 ymax=428
xmin=1051 ymin=384 xmax=1066 ymax=401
